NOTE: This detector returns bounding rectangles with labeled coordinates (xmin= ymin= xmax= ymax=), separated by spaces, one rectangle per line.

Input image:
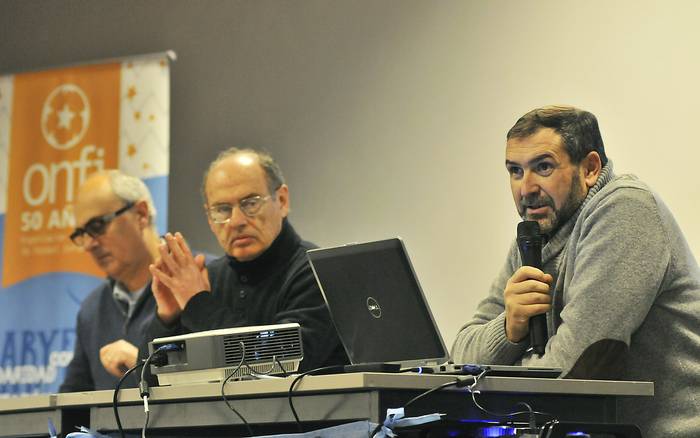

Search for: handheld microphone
xmin=516 ymin=220 xmax=548 ymax=356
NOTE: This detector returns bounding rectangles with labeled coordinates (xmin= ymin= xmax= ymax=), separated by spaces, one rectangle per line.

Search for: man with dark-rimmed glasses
xmin=147 ymin=147 xmax=347 ymax=371
xmin=60 ymin=170 xmax=161 ymax=392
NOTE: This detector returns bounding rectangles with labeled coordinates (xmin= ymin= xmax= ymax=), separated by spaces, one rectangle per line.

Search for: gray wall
xmin=2 ymin=0 xmax=699 ymax=348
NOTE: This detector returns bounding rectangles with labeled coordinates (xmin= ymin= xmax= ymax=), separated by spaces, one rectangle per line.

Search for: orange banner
xmin=2 ymin=63 xmax=120 ymax=286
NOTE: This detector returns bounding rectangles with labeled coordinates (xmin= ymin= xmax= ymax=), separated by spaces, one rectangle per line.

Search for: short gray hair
xmin=106 ymin=170 xmax=157 ymax=227
xmin=201 ymin=147 xmax=286 ymax=203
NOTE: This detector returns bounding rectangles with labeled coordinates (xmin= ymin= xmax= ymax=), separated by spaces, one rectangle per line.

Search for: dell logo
xmin=366 ymin=297 xmax=382 ymax=318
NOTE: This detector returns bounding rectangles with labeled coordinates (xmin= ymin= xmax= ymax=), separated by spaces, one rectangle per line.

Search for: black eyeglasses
xmin=70 ymin=202 xmax=135 ymax=247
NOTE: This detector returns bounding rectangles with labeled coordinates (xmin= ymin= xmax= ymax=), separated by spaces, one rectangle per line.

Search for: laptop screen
xmin=307 ymin=238 xmax=449 ymax=367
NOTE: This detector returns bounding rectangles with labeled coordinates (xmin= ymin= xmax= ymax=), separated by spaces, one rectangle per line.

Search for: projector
xmin=148 ymin=322 xmax=303 ymax=386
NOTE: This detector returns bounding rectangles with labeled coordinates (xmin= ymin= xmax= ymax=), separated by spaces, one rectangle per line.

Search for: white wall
xmin=268 ymin=1 xmax=700 ymax=348
xmin=2 ymin=0 xmax=699 ymax=349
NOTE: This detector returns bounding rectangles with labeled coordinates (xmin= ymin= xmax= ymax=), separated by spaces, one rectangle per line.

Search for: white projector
xmin=148 ymin=322 xmax=303 ymax=386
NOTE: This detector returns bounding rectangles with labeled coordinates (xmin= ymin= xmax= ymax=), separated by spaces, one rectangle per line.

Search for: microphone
xmin=516 ymin=220 xmax=548 ymax=356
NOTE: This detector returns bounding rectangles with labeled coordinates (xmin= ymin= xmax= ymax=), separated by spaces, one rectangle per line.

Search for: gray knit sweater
xmin=452 ymin=163 xmax=700 ymax=437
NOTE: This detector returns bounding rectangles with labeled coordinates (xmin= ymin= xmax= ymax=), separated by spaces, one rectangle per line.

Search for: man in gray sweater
xmin=451 ymin=105 xmax=700 ymax=437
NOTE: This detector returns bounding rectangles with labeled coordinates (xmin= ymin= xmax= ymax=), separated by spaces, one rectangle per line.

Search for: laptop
xmin=307 ymin=238 xmax=561 ymax=378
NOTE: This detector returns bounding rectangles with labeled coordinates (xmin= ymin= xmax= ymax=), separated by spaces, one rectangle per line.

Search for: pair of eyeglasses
xmin=70 ymin=202 xmax=135 ymax=246
xmin=207 ymin=195 xmax=271 ymax=224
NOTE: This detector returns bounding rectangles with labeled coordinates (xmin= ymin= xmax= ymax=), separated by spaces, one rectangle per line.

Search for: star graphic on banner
xmin=57 ymin=103 xmax=76 ymax=130
xmin=134 ymin=111 xmax=141 ymax=120
xmin=149 ymin=114 xmax=155 ymax=122
xmin=128 ymin=144 xmax=137 ymax=157
xmin=41 ymin=85 xmax=90 ymax=150
xmin=127 ymin=86 xmax=137 ymax=100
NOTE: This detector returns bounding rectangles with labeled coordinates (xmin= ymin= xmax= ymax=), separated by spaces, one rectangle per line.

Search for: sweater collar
xmin=542 ymin=160 xmax=615 ymax=261
xmin=226 ymin=218 xmax=300 ymax=276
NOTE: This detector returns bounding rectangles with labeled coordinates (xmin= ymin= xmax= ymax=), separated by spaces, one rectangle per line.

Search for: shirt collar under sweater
xmin=226 ymin=218 xmax=300 ymax=280
xmin=108 ymin=277 xmax=153 ymax=319
xmin=541 ymin=161 xmax=615 ymax=264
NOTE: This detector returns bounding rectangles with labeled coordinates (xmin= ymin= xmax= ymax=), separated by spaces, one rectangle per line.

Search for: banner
xmin=0 ymin=53 xmax=171 ymax=395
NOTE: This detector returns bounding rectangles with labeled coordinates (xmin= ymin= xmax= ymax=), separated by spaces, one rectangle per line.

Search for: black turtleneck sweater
xmin=147 ymin=220 xmax=348 ymax=371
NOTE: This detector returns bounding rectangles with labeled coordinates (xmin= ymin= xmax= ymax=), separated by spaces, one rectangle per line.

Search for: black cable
xmin=286 ymin=364 xmax=425 ymax=434
xmin=370 ymin=419 xmax=385 ymax=437
xmin=367 ymin=367 xmax=555 ymax=438
xmin=370 ymin=418 xmax=384 ymax=437
xmin=220 ymin=342 xmax=254 ymax=437
xmin=241 ymin=355 xmax=291 ymax=378
xmin=404 ymin=378 xmax=474 ymax=408
xmin=466 ymin=369 xmax=555 ymax=430
xmin=539 ymin=419 xmax=560 ymax=438
xmin=287 ymin=365 xmax=346 ymax=433
xmin=139 ymin=352 xmax=155 ymax=395
xmin=137 ymin=344 xmax=180 ymax=438
xmin=369 ymin=377 xmax=472 ymax=437
xmin=275 ymin=356 xmax=288 ymax=377
xmin=470 ymin=391 xmax=553 ymax=429
xmin=113 ymin=362 xmax=145 ymax=438
xmin=243 ymin=355 xmax=277 ymax=377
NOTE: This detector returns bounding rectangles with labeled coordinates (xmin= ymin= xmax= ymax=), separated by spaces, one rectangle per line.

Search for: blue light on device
xmin=477 ymin=425 xmax=517 ymax=437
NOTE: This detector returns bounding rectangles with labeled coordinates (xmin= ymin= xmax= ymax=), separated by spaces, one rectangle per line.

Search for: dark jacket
xmin=60 ymin=280 xmax=156 ymax=392
xmin=146 ymin=220 xmax=348 ymax=371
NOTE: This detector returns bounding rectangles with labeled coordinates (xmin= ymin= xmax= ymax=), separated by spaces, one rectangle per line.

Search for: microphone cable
xmin=288 ymin=365 xmax=431 ymax=434
xmin=369 ymin=376 xmax=475 ymax=437
xmin=138 ymin=343 xmax=180 ymax=438
xmin=220 ymin=342 xmax=253 ymax=436
xmin=113 ymin=361 xmax=144 ymax=438
xmin=287 ymin=365 xmax=346 ymax=432
xmin=466 ymin=368 xmax=555 ymax=432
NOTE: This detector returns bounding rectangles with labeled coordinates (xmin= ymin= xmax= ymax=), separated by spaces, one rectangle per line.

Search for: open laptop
xmin=307 ymin=238 xmax=561 ymax=378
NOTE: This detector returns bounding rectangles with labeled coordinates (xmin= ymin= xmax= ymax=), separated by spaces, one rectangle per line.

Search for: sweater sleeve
xmin=178 ymin=291 xmax=243 ymax=330
xmin=451 ymin=243 xmax=529 ymax=365
xmin=520 ymin=186 xmax=671 ymax=378
xmin=271 ymin=259 xmax=343 ymax=370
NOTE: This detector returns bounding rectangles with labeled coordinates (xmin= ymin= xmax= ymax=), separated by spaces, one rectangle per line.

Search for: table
xmin=0 ymin=373 xmax=654 ymax=437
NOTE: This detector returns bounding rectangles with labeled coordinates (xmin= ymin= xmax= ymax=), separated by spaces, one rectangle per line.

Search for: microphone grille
xmin=517 ymin=220 xmax=541 ymax=238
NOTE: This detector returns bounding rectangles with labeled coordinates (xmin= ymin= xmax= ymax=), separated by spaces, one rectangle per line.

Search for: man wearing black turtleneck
xmin=147 ymin=148 xmax=347 ymax=371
